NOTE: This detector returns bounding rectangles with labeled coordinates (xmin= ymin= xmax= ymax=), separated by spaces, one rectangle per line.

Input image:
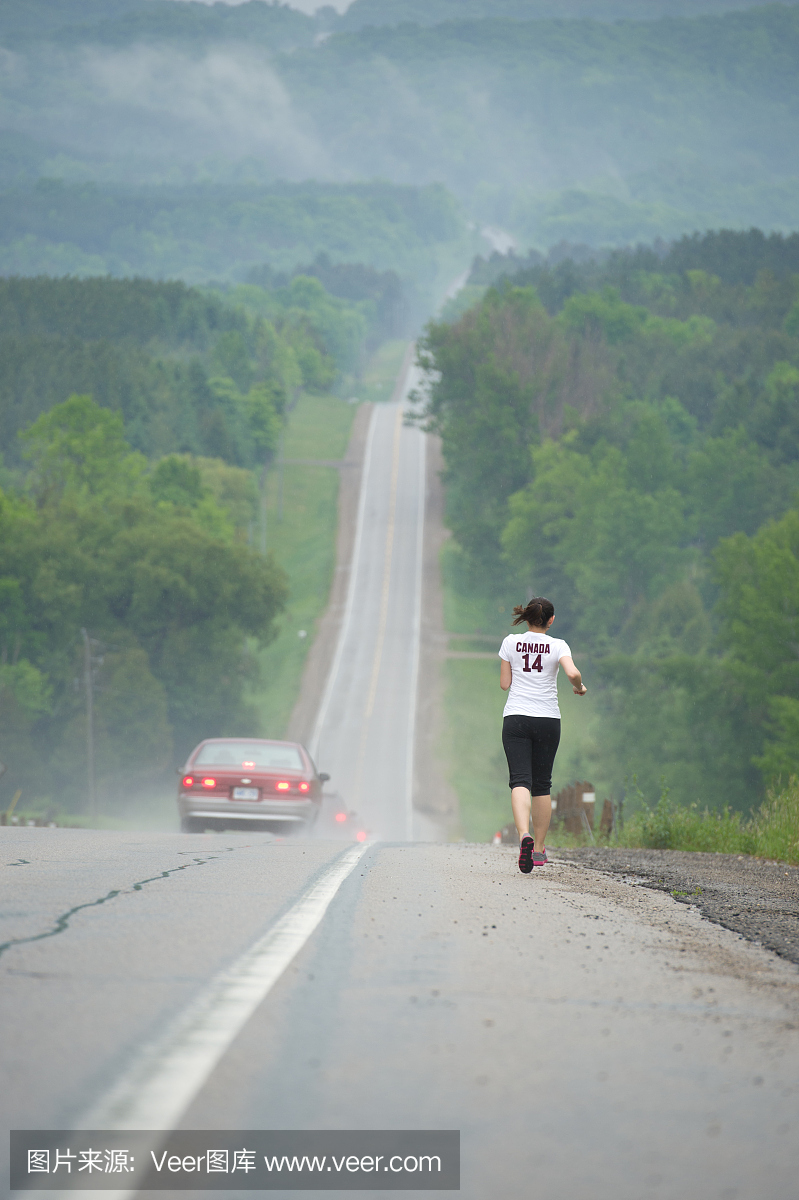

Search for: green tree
xmin=417 ymin=249 xmax=799 ymax=813
xmin=715 ymin=507 xmax=799 ymax=785
xmin=560 ymin=287 xmax=648 ymax=344
xmin=21 ymin=394 xmax=146 ymax=499
xmin=755 ymin=696 xmax=799 ymax=783
xmin=503 ymin=435 xmax=688 ymax=646
xmin=417 ymin=287 xmax=563 ymax=581
xmin=0 ymin=395 xmax=288 ymax=813
xmin=243 ymin=383 xmax=284 ymax=461
xmin=715 ymin=508 xmax=799 ymax=696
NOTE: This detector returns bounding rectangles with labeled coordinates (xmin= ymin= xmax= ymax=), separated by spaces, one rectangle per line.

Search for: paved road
xmin=2 ymin=831 xmax=798 ymax=1200
xmin=2 ymin=367 xmax=799 ymax=1199
xmin=309 ymin=374 xmax=435 ymax=841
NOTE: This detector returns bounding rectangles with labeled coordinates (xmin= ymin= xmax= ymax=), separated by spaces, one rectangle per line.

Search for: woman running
xmin=499 ymin=597 xmax=587 ymax=873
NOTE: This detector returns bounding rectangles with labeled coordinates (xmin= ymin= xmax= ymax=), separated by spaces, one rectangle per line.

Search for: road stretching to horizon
xmin=307 ymin=366 xmax=437 ymax=842
xmin=1 ymin=354 xmax=798 ymax=1200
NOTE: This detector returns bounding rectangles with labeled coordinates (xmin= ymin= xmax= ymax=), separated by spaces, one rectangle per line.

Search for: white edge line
xmin=308 ymin=406 xmax=378 ymax=763
xmin=405 ymin=405 xmax=426 ymax=842
xmin=28 ymin=845 xmax=369 ymax=1200
xmin=86 ymin=844 xmax=368 ymax=1130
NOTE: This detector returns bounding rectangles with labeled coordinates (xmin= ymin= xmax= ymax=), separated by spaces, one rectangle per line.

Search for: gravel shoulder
xmin=555 ymin=847 xmax=799 ymax=967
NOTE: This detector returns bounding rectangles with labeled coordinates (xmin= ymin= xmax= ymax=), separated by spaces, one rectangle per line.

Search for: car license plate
xmin=232 ymin=787 xmax=259 ymax=800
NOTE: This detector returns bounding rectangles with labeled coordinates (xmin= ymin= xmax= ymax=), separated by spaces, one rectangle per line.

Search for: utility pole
xmin=81 ymin=628 xmax=97 ymax=823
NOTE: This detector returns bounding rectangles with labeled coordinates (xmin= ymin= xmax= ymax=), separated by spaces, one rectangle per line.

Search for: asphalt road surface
xmin=2 ymin=373 xmax=799 ymax=1199
xmin=2 ymin=832 xmax=798 ymax=1200
xmin=308 ymin=374 xmax=435 ymax=842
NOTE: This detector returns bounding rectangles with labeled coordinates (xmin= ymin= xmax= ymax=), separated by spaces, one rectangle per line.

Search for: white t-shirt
xmin=498 ymin=631 xmax=572 ymax=718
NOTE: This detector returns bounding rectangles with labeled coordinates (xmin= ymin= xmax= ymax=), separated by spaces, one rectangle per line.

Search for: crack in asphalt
xmin=0 ymin=853 xmax=232 ymax=963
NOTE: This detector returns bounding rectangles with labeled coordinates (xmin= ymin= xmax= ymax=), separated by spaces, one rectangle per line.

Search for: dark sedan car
xmin=177 ymin=738 xmax=328 ymax=833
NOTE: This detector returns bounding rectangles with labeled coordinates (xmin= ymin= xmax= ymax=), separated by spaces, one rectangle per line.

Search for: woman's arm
xmin=560 ymin=655 xmax=587 ymax=695
xmin=500 ymin=659 xmax=512 ymax=691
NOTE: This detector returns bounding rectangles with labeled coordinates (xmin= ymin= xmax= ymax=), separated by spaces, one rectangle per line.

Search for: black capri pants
xmin=502 ymin=714 xmax=561 ymax=795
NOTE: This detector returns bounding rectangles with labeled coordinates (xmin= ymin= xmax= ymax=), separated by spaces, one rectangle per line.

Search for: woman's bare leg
xmin=530 ymin=793 xmax=552 ymax=850
xmin=512 ymin=787 xmax=551 ymax=848
xmin=511 ymin=787 xmax=531 ymax=839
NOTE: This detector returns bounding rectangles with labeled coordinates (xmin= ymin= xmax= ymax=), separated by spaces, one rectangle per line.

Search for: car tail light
xmin=335 ymin=812 xmax=347 ymax=823
xmin=299 ymin=782 xmax=309 ymax=792
xmin=201 ymin=777 xmax=216 ymax=789
xmin=356 ymin=830 xmax=367 ymax=842
xmin=182 ymin=776 xmax=194 ymax=788
xmin=242 ymin=760 xmax=255 ymax=767
xmin=276 ymin=781 xmax=290 ymax=791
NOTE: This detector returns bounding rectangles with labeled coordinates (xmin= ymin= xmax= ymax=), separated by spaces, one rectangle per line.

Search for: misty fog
xmin=2 ymin=19 xmax=798 ymax=1200
xmin=1 ymin=0 xmax=799 ymax=838
xmin=1 ymin=0 xmax=798 ymax=266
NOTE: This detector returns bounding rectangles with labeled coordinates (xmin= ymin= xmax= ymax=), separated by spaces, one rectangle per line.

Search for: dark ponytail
xmin=511 ymin=596 xmax=555 ymax=629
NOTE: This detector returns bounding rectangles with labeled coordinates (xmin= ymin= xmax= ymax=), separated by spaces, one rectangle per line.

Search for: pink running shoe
xmin=518 ymin=835 xmax=534 ymax=874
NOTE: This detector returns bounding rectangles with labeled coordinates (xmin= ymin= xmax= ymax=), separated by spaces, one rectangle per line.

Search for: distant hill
xmin=2 ymin=0 xmax=782 ymax=41
xmin=0 ymin=180 xmax=472 ymax=308
xmin=1 ymin=2 xmax=798 ymax=259
xmin=0 ymin=0 xmax=155 ymax=38
xmin=283 ymin=6 xmax=799 ymax=244
xmin=339 ymin=0 xmax=785 ymax=29
xmin=0 ymin=0 xmax=317 ymax=48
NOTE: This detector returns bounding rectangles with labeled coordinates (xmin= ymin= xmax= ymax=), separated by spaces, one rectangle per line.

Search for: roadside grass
xmin=443 ymin=659 xmax=508 ymax=842
xmin=253 ymin=391 xmax=357 ymax=737
xmin=613 ymin=779 xmax=799 ymax=864
xmin=540 ymin=780 xmax=799 ymax=865
xmin=354 ymin=340 xmax=409 ymax=405
xmin=751 ymin=779 xmax=799 ymax=863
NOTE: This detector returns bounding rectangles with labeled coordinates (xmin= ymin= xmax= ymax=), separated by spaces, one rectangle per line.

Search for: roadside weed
xmin=615 ymin=778 xmax=799 ymax=865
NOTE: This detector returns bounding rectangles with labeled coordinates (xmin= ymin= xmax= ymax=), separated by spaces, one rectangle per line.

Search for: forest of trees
xmin=0 ymin=392 xmax=288 ymax=813
xmin=416 ymin=228 xmax=799 ymax=813
xmin=0 ymin=270 xmax=377 ymax=813
xmin=0 ymin=180 xmax=469 ymax=313
xmin=0 ymin=271 xmax=390 ymax=473
xmin=248 ymin=254 xmax=410 ymax=352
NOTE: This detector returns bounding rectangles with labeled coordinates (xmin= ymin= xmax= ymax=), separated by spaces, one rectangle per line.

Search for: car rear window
xmin=194 ymin=742 xmax=304 ymax=770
